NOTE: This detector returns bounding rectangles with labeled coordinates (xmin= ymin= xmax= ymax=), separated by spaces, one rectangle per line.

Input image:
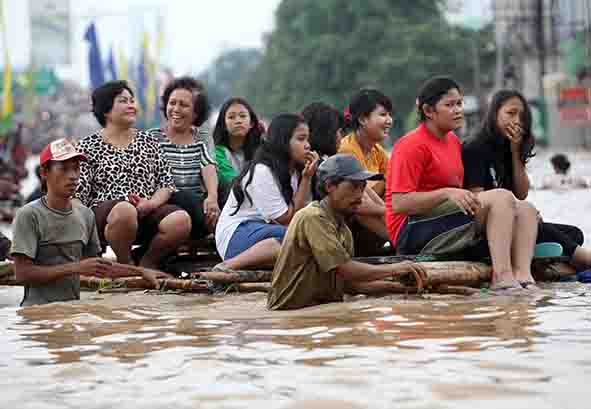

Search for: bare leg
xmin=571 ymin=246 xmax=591 ymax=268
xmin=222 ymin=238 xmax=282 ymax=270
xmin=512 ymin=201 xmax=538 ymax=284
xmin=140 ymin=210 xmax=192 ymax=269
xmin=475 ymin=189 xmax=518 ymax=286
xmin=105 ymin=202 xmax=139 ymax=265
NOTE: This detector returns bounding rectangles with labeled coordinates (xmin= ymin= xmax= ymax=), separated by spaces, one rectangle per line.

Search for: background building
xmin=493 ymin=0 xmax=591 ymax=148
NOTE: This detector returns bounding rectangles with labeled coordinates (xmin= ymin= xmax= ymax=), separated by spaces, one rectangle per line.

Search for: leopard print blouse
xmin=75 ymin=130 xmax=176 ymax=209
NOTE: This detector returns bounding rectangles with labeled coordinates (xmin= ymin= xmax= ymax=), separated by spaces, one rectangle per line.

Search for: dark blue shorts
xmin=396 ymin=200 xmax=482 ymax=256
xmin=225 ymin=220 xmax=287 ymax=259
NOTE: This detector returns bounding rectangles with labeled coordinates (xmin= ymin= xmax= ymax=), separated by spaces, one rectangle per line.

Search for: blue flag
xmin=136 ymin=43 xmax=148 ymax=121
xmin=106 ymin=47 xmax=117 ymax=81
xmin=83 ymin=22 xmax=105 ymax=89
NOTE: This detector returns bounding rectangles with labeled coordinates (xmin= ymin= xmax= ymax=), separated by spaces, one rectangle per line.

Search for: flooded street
xmin=1 ymin=151 xmax=591 ymax=408
xmin=2 ymin=287 xmax=591 ymax=408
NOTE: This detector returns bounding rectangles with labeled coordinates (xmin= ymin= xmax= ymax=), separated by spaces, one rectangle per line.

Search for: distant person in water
xmin=10 ymin=139 xmax=164 ymax=307
xmin=540 ymin=153 xmax=589 ymax=190
xmin=25 ymin=165 xmax=43 ymax=204
xmin=268 ymin=154 xmax=420 ymax=310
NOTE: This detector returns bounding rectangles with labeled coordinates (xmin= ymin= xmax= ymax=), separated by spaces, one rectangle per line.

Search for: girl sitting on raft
xmin=462 ymin=89 xmax=591 ymax=270
xmin=213 ymin=97 xmax=264 ymax=188
xmin=386 ymin=76 xmax=539 ymax=291
xmin=214 ymin=113 xmax=319 ymax=272
xmin=301 ymin=102 xmax=390 ymax=246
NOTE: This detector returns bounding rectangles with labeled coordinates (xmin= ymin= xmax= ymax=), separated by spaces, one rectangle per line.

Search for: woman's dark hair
xmin=91 ymin=80 xmax=134 ymax=127
xmin=231 ymin=113 xmax=305 ymax=216
xmin=301 ymin=102 xmax=344 ymax=157
xmin=551 ymin=153 xmax=570 ymax=174
xmin=417 ymin=76 xmax=462 ymax=121
xmin=344 ymin=89 xmax=392 ymax=131
xmin=475 ymin=89 xmax=535 ymax=164
xmin=213 ymin=97 xmax=262 ymax=161
xmin=161 ymin=76 xmax=211 ymax=127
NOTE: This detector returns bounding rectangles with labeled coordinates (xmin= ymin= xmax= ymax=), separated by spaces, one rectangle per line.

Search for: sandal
xmin=519 ymin=281 xmax=540 ymax=290
xmin=489 ymin=280 xmax=523 ymax=295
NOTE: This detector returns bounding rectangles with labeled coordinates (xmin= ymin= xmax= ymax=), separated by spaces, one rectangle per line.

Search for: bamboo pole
xmin=196 ymin=270 xmax=273 ymax=283
xmin=80 ymin=276 xmax=210 ymax=292
xmin=399 ymin=262 xmax=492 ymax=291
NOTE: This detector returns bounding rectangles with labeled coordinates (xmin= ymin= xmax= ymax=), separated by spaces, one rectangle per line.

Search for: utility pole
xmin=535 ymin=0 xmax=546 ymax=101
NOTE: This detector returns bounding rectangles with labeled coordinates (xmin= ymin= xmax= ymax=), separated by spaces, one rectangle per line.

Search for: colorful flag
xmin=144 ymin=32 xmax=157 ymax=126
xmin=83 ymin=22 xmax=105 ymax=89
xmin=0 ymin=0 xmax=13 ymax=132
xmin=117 ymin=47 xmax=129 ymax=81
xmin=106 ymin=46 xmax=117 ymax=81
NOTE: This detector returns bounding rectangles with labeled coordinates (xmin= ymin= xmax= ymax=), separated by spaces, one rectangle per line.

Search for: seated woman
xmin=214 ymin=113 xmax=319 ymax=272
xmin=148 ymin=76 xmax=220 ymax=239
xmin=386 ymin=76 xmax=539 ymax=290
xmin=463 ymin=89 xmax=591 ymax=269
xmin=540 ymin=153 xmax=589 ymax=190
xmin=338 ymin=90 xmax=393 ymax=255
xmin=339 ymin=89 xmax=392 ymax=198
xmin=213 ymin=97 xmax=264 ymax=189
xmin=75 ymin=80 xmax=192 ymax=269
xmin=301 ymin=102 xmax=389 ymax=242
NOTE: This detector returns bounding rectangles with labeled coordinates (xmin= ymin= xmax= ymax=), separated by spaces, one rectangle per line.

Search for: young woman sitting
xmin=214 ymin=114 xmax=319 ymax=272
xmin=463 ymin=89 xmax=591 ymax=270
xmin=386 ymin=77 xmax=539 ymax=291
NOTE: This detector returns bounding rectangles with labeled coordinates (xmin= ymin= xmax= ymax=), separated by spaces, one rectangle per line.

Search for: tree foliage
xmin=238 ymin=0 xmax=495 ymax=136
xmin=197 ymin=48 xmax=263 ymax=108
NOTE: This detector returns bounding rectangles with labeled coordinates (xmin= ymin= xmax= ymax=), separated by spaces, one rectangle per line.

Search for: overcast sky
xmin=2 ymin=0 xmax=491 ymax=86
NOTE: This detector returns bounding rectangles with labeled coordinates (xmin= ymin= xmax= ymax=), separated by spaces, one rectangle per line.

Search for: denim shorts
xmin=224 ymin=220 xmax=287 ymax=260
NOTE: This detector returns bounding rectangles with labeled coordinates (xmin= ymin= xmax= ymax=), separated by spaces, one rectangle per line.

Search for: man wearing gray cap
xmin=267 ymin=154 xmax=420 ymax=310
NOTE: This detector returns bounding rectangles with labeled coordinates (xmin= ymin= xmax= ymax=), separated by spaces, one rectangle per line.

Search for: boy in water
xmin=10 ymin=139 xmax=163 ymax=306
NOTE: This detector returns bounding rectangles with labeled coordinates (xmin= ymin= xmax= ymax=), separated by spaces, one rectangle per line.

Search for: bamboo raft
xmin=0 ymin=255 xmax=577 ymax=296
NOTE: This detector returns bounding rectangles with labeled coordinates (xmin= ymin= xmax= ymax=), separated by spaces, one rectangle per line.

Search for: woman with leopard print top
xmin=75 ymin=80 xmax=191 ymax=269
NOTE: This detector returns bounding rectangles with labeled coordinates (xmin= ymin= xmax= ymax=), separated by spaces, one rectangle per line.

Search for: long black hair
xmin=213 ymin=97 xmax=263 ymax=162
xmin=473 ymin=89 xmax=535 ymax=164
xmin=231 ymin=113 xmax=305 ymax=215
xmin=301 ymin=102 xmax=344 ymax=156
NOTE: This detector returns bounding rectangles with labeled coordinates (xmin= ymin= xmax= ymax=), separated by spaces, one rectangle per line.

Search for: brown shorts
xmin=93 ymin=200 xmax=183 ymax=246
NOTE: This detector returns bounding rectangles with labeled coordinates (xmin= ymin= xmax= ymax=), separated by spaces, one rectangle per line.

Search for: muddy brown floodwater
xmin=2 ymin=150 xmax=591 ymax=408
xmin=1 ymin=283 xmax=591 ymax=409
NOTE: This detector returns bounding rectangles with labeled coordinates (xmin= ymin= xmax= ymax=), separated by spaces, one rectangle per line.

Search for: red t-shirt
xmin=385 ymin=123 xmax=464 ymax=244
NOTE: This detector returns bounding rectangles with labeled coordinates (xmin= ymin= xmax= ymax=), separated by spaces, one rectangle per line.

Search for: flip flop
xmin=519 ymin=281 xmax=540 ymax=290
xmin=488 ymin=280 xmax=523 ymax=295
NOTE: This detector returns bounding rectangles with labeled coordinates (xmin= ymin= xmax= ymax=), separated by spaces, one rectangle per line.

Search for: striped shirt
xmin=148 ymin=126 xmax=217 ymax=197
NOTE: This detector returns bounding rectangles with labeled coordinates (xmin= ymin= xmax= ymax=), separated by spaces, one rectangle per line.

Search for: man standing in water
xmin=10 ymin=139 xmax=162 ymax=306
xmin=268 ymin=154 xmax=420 ymax=310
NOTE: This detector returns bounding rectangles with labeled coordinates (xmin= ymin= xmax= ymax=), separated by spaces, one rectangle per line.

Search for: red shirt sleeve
xmin=389 ymin=138 xmax=427 ymax=193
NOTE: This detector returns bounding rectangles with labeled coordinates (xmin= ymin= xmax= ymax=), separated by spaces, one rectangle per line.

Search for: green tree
xmin=242 ymin=0 xmax=495 ymax=139
xmin=197 ymin=48 xmax=263 ymax=108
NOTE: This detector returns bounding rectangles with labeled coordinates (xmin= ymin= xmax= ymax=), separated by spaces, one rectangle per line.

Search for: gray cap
xmin=317 ymin=154 xmax=384 ymax=184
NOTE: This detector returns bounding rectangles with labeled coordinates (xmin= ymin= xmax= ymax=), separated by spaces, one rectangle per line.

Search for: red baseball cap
xmin=40 ymin=138 xmax=87 ymax=167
